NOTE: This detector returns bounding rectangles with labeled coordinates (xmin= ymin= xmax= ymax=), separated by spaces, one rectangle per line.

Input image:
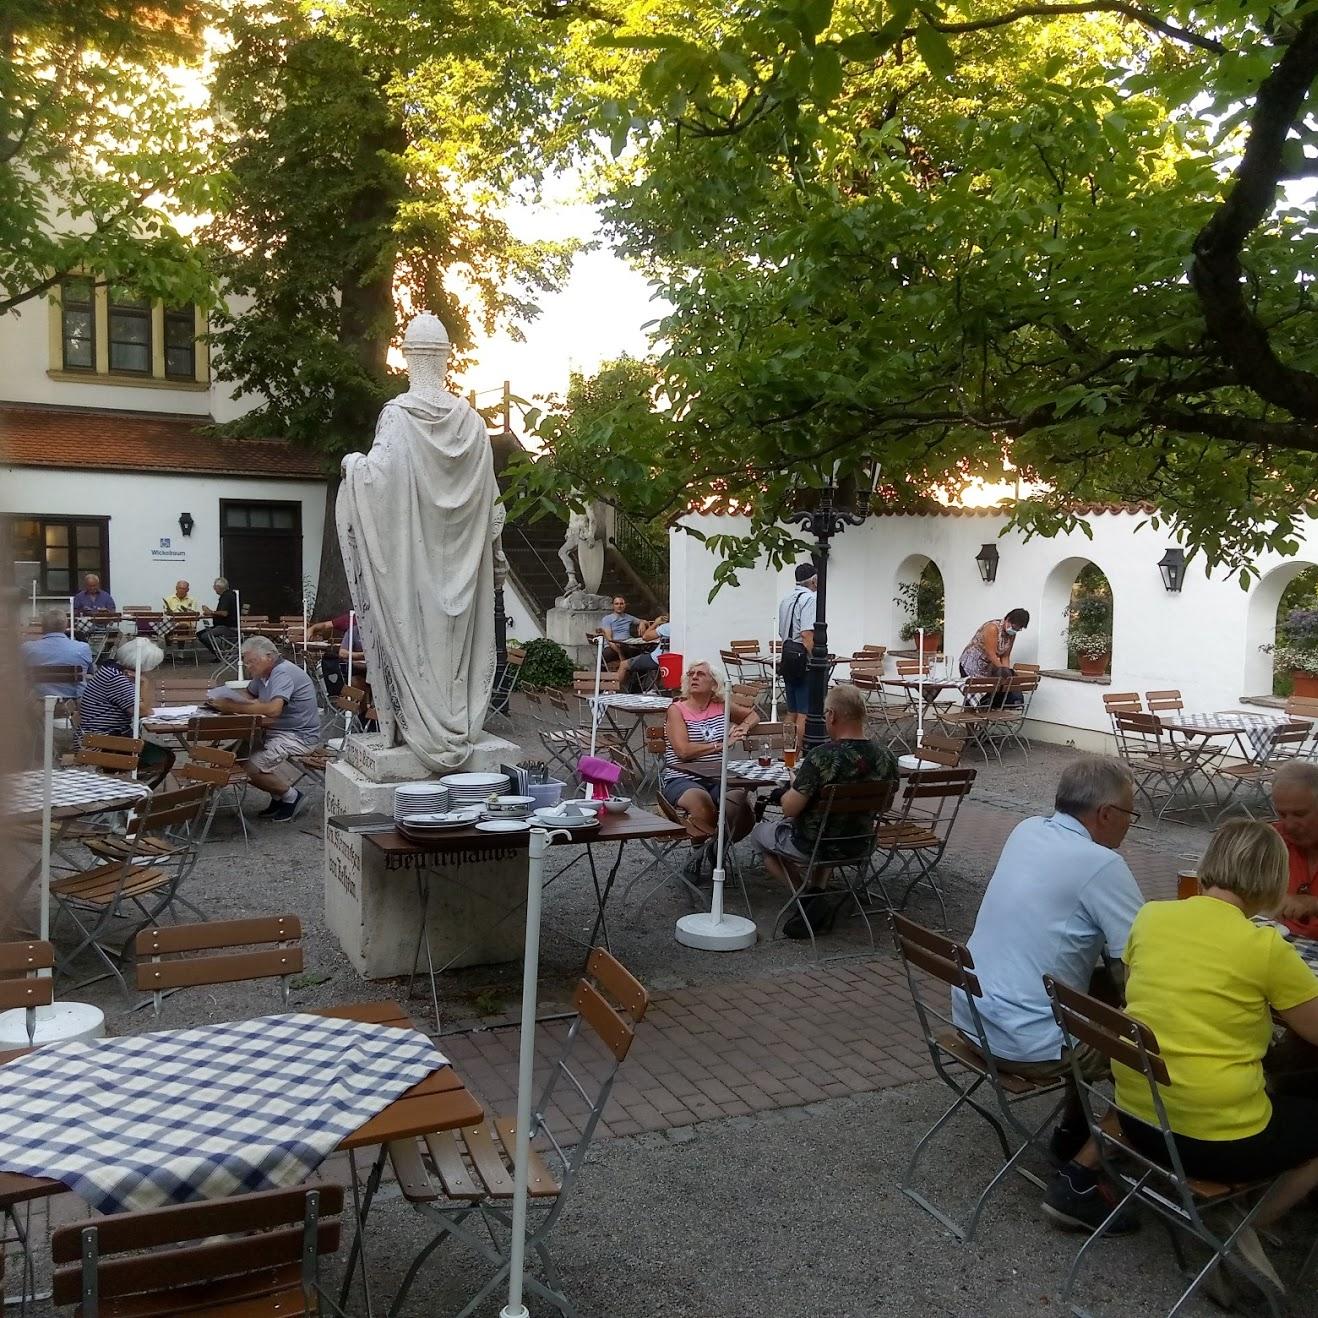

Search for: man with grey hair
xmin=951 ymin=754 xmax=1145 ymax=1232
xmin=22 ymin=608 xmax=92 ymax=697
xmin=1273 ymin=761 xmax=1318 ymax=940
xmin=199 ymin=576 xmax=239 ymax=659
xmin=210 ymin=635 xmax=319 ymax=821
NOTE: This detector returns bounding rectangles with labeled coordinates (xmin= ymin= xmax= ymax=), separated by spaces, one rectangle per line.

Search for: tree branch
xmin=1190 ymin=13 xmax=1318 ymax=420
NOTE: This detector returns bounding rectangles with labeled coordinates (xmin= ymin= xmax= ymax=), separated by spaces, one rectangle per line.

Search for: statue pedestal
xmin=324 ymin=732 xmax=528 ymax=980
xmin=547 ymin=594 xmax=611 ymax=668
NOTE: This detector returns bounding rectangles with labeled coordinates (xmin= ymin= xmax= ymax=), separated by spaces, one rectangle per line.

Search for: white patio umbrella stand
xmin=675 ymin=669 xmax=757 ymax=952
xmin=0 ymin=696 xmax=105 ymax=1048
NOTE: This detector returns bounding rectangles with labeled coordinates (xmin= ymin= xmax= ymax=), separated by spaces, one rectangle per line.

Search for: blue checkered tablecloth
xmin=0 ymin=1012 xmax=445 ymax=1214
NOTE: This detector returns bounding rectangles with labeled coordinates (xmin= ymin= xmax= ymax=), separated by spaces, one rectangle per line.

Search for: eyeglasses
xmin=1106 ymin=804 xmax=1141 ymax=824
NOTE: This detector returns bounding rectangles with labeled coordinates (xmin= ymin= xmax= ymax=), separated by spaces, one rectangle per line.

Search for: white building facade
xmin=669 ymin=507 xmax=1318 ymax=749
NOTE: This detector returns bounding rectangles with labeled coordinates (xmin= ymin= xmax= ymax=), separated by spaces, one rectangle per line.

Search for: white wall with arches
xmin=668 ymin=507 xmax=1318 ymax=749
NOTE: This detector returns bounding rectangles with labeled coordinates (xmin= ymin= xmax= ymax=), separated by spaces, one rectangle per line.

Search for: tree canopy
xmin=0 ymin=0 xmax=218 ymax=316
xmin=512 ymin=0 xmax=1318 ymax=583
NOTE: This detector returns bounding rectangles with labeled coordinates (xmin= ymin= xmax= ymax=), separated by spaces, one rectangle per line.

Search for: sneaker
xmin=257 ymin=798 xmax=284 ymax=818
xmin=1042 ymin=1169 xmax=1140 ymax=1235
xmin=784 ymin=891 xmax=839 ymax=940
xmin=1049 ymin=1123 xmax=1089 ymax=1166
xmin=1232 ymin=1222 xmax=1285 ymax=1294
xmin=268 ymin=791 xmax=304 ymax=823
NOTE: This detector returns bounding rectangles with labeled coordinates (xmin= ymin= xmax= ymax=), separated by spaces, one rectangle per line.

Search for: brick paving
xmin=438 ymin=797 xmax=1186 ymax=1144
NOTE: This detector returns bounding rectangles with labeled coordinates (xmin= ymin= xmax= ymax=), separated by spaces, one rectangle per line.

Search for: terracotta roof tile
xmin=0 ymin=403 xmax=327 ymax=479
xmin=873 ymin=501 xmax=1157 ymax=517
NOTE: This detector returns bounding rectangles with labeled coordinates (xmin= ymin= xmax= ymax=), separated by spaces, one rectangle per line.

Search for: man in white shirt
xmin=777 ymin=563 xmax=817 ymax=740
xmin=952 ymin=755 xmax=1144 ymax=1233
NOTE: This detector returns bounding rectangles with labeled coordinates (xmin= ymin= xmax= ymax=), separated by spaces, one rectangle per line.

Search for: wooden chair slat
xmin=572 ymin=979 xmax=635 ymax=1061
xmin=493 ymin=1116 xmax=561 ymax=1196
xmin=584 ymin=947 xmax=650 ymax=1020
xmin=136 ymin=947 xmax=304 ymax=993
xmin=388 ymin=1137 xmax=440 ymax=1202
xmin=0 ymin=940 xmax=55 ymax=975
xmin=0 ymin=979 xmax=53 ymax=1013
xmin=423 ymin=1131 xmax=484 ymax=1200
xmin=896 ymin=937 xmax=982 ymax=998
xmin=137 ymin=916 xmax=301 ymax=956
xmin=462 ymin=1122 xmax=517 ymax=1197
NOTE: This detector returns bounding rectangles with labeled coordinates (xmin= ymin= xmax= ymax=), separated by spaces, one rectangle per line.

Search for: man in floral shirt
xmin=751 ymin=684 xmax=897 ymax=937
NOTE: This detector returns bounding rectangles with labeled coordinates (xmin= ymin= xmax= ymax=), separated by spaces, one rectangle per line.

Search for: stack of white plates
xmin=398 ymin=809 xmax=482 ymax=836
xmin=439 ymin=771 xmax=510 ymax=809
xmin=394 ymin=781 xmax=450 ymax=822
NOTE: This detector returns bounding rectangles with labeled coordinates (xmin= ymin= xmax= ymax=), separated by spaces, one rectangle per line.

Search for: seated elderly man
xmin=950 ymin=755 xmax=1144 ymax=1234
xmin=72 ymin=573 xmax=116 ymax=615
xmin=163 ymin=580 xmax=199 ymax=614
xmin=210 ymin=636 xmax=320 ymax=821
xmin=23 ymin=608 xmax=93 ymax=697
xmin=750 ymin=683 xmax=897 ymax=938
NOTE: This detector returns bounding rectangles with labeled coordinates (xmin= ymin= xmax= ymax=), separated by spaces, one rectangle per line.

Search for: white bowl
xmin=564 ymin=799 xmax=605 ymax=817
xmin=601 ymin=797 xmax=631 ymax=815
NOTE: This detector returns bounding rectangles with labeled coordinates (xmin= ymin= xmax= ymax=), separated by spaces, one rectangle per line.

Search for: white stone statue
xmin=558 ymin=497 xmax=607 ymax=596
xmin=336 ymin=313 xmax=505 ymax=771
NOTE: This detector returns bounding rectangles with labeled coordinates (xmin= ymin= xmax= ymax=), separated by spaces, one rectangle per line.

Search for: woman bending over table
xmin=1113 ymin=820 xmax=1318 ymax=1274
xmin=661 ymin=660 xmax=759 ymax=875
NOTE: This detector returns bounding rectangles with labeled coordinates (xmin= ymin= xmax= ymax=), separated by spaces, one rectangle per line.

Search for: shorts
xmin=783 ymin=674 xmax=810 ymax=714
xmin=749 ymin=817 xmax=810 ymax=863
xmin=1119 ymin=1093 xmax=1318 ymax=1182
xmin=628 ymin=651 xmax=658 ymax=675
xmin=662 ymin=775 xmax=722 ymax=809
xmin=986 ymin=1042 xmax=1108 ymax=1084
xmin=249 ymin=730 xmax=320 ymax=774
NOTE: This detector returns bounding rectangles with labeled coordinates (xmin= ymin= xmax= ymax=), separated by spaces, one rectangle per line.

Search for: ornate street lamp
xmin=1157 ymin=547 xmax=1186 ymax=593
xmin=975 ymin=543 xmax=999 ymax=583
xmin=788 ymin=459 xmax=882 ymax=750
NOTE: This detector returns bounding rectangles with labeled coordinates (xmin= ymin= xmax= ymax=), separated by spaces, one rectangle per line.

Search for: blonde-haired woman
xmin=661 ymin=660 xmax=759 ymax=877
xmin=1112 ymin=820 xmax=1318 ymax=1268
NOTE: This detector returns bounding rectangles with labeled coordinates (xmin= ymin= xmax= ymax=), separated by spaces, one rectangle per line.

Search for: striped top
xmin=77 ymin=662 xmax=136 ymax=744
xmin=662 ymin=699 xmax=726 ymax=786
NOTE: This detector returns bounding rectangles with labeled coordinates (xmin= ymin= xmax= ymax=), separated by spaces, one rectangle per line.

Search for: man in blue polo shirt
xmin=72 ymin=573 xmax=116 ymax=614
xmin=22 ymin=608 xmax=93 ymax=696
xmin=952 ymin=755 xmax=1144 ymax=1233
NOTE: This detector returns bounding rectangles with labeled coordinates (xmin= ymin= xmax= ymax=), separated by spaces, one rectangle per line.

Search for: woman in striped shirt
xmin=78 ymin=638 xmax=175 ymax=786
xmin=662 ymin=660 xmax=760 ymax=872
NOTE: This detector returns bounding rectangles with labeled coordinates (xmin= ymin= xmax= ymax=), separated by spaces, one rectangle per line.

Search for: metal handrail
xmin=612 ymin=510 xmax=668 ymax=586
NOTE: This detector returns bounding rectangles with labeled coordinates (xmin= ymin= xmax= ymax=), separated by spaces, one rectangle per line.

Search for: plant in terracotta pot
xmin=1064 ymin=575 xmax=1113 ymax=676
xmin=1262 ymin=605 xmax=1318 ymax=698
xmin=896 ymin=571 xmax=944 ymax=654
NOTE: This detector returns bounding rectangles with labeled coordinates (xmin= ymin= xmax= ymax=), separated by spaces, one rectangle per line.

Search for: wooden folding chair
xmin=135 ymin=915 xmax=303 ymax=1016
xmin=1145 ymin=688 xmax=1184 ymax=714
xmin=68 ymin=733 xmax=143 ymax=776
xmin=50 ymin=785 xmax=210 ymax=995
xmin=378 ymin=951 xmax=649 ymax=1318
xmin=853 ymin=672 xmax=915 ymax=752
xmin=620 ymin=791 xmax=709 ymax=919
xmin=937 ymin=677 xmax=1009 ymax=761
xmin=914 ymin=731 xmax=964 ymax=767
xmin=183 ymin=715 xmax=258 ymax=837
xmin=1112 ymin=711 xmax=1221 ymax=823
xmin=177 ymin=744 xmax=247 ymax=844
xmin=488 ymin=647 xmax=526 ymax=723
xmin=1211 ymin=723 xmax=1312 ymax=821
xmin=893 ymin=915 xmax=1067 ymax=1242
xmin=768 ymin=780 xmax=897 ymax=958
xmin=869 ymin=768 xmax=977 ymax=928
xmin=1045 ymin=976 xmax=1291 ymax=1317
xmin=51 ymin=1185 xmax=348 ymax=1317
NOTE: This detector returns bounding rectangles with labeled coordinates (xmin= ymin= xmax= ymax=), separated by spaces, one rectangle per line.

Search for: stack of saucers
xmin=439 ymin=770 xmax=510 ymax=809
xmin=393 ymin=781 xmax=450 ymax=822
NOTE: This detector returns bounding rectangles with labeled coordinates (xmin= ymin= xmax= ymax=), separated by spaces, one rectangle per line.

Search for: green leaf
xmin=914 ymin=22 xmax=955 ymax=78
xmin=811 ymin=47 xmax=844 ymax=102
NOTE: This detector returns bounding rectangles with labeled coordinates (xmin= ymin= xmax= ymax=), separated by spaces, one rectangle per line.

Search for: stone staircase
xmin=491 ymin=429 xmax=665 ymax=629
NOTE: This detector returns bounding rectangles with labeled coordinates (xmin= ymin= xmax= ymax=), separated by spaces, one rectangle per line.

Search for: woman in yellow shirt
xmin=1116 ymin=820 xmax=1318 ymax=1230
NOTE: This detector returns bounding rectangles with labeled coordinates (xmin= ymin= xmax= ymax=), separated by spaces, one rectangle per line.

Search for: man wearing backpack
xmin=777 ymin=563 xmax=817 ymax=741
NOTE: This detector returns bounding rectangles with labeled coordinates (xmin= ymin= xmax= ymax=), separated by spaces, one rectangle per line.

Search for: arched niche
xmin=1040 ymin=556 xmax=1115 ymax=672
xmin=1243 ymin=560 xmax=1318 ymax=695
xmin=893 ymin=554 xmax=945 ymax=648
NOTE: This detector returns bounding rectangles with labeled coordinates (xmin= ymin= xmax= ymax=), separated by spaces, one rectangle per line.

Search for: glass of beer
xmin=783 ymin=728 xmax=798 ymax=771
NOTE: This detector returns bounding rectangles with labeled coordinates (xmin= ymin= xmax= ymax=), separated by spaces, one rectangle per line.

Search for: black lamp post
xmin=1157 ymin=547 xmax=1186 ymax=593
xmin=975 ymin=543 xmax=999 ymax=583
xmin=789 ymin=461 xmax=882 ymax=751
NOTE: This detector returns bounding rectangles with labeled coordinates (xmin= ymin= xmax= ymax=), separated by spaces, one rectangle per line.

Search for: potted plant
xmin=895 ymin=573 xmax=945 ymax=654
xmin=1262 ymin=606 xmax=1318 ymax=698
xmin=1064 ymin=579 xmax=1113 ymax=676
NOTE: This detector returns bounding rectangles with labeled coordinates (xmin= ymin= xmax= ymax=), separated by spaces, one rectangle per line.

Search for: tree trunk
xmin=314 ymin=475 xmax=351 ymax=618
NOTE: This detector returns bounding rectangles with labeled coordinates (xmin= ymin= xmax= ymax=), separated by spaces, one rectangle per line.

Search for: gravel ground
xmin=357 ymin=1079 xmax=1318 ymax=1318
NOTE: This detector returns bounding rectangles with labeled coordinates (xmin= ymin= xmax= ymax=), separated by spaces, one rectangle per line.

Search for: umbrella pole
xmin=502 ymin=825 xmax=551 ymax=1318
xmin=588 ymin=634 xmax=604 ymax=762
xmin=68 ymin=596 xmax=75 ymax=640
xmin=916 ymin=627 xmax=924 ymax=747
xmin=40 ymin=696 xmax=54 ymax=944
xmin=131 ymin=646 xmax=143 ymax=777
xmin=236 ymin=590 xmax=244 ymax=682
xmin=675 ymin=663 xmax=756 ymax=951
xmin=770 ymin=608 xmax=778 ymax=723
xmin=344 ymin=611 xmax=356 ymax=737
